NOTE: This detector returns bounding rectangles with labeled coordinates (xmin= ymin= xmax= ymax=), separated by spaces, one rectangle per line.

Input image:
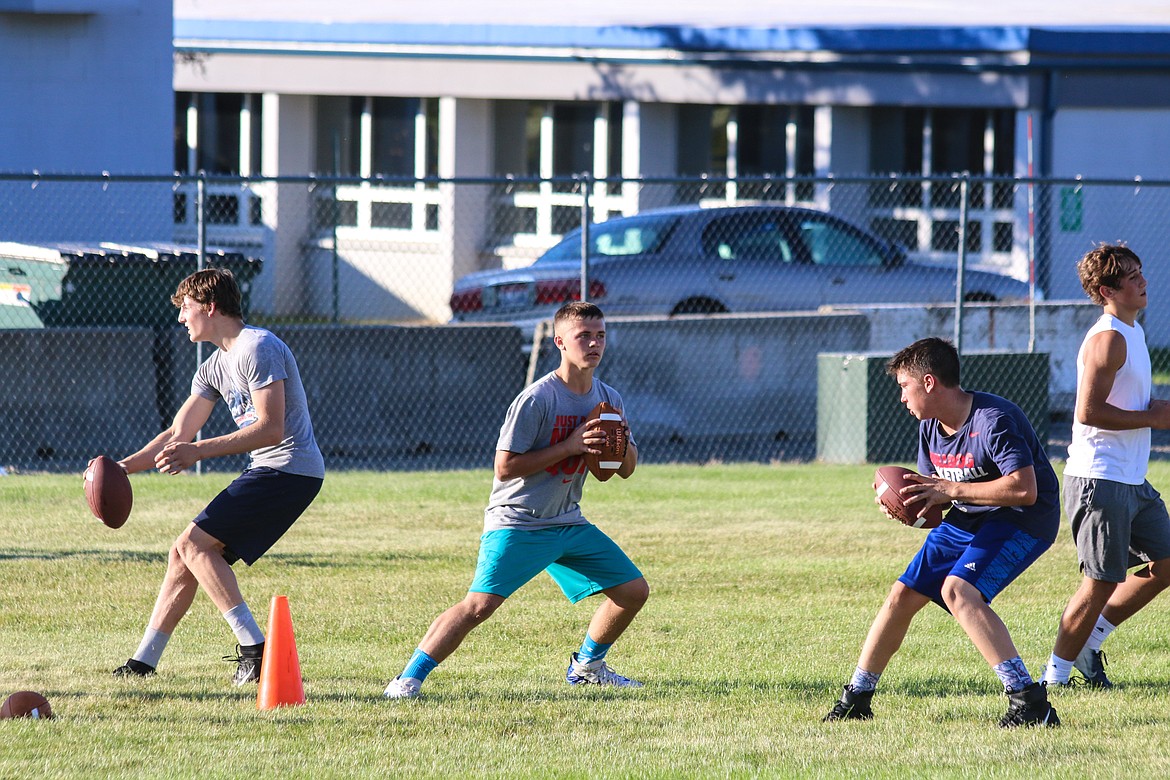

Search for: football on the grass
xmin=583 ymin=402 xmax=627 ymax=482
xmin=84 ymin=455 xmax=132 ymax=529
xmin=874 ymin=465 xmax=944 ymax=529
xmin=0 ymin=690 xmax=52 ymax=719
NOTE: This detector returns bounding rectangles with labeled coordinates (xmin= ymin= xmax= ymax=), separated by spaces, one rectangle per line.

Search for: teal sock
xmin=402 ymin=648 xmax=439 ymax=682
xmin=576 ymin=635 xmax=612 ymax=666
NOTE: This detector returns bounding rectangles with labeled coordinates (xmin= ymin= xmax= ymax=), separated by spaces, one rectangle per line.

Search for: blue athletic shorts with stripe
xmin=898 ymin=518 xmax=1050 ymax=609
xmin=470 ymin=524 xmax=643 ymax=603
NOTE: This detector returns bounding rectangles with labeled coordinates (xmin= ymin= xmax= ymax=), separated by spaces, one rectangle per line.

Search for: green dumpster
xmin=0 ymin=242 xmax=62 ymax=329
xmin=0 ymin=241 xmax=262 ymax=328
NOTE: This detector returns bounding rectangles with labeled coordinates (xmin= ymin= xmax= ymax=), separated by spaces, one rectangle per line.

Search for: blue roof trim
xmin=1028 ymin=28 xmax=1170 ymax=55
xmin=175 ymin=19 xmax=1043 ymax=53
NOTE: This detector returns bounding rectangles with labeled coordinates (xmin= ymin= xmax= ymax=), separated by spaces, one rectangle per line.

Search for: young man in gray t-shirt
xmin=384 ymin=301 xmax=648 ymax=699
xmin=111 ymin=268 xmax=324 ymax=686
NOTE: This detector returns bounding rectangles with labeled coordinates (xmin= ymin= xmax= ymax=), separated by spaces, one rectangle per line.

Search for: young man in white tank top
xmin=1043 ymin=245 xmax=1170 ymax=688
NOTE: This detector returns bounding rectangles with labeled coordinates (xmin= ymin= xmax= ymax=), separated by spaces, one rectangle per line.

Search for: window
xmin=492 ymin=101 xmax=627 ymax=242
xmin=315 ymin=96 xmax=363 ymax=176
xmin=799 ymin=219 xmax=884 ymax=267
xmin=174 ymin=92 xmax=262 ymax=175
xmin=677 ymin=105 xmax=730 ymax=177
xmin=538 ymin=215 xmax=677 ymax=263
xmin=866 ymin=106 xmax=1016 ymax=260
xmin=313 ymin=96 xmax=437 ymax=178
xmin=676 ymin=104 xmax=816 ymax=203
xmin=702 ymin=213 xmax=793 ymax=262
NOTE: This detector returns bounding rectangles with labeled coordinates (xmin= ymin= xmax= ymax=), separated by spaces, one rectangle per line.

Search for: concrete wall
xmin=0 ymin=303 xmax=1104 ymax=471
xmin=163 ymin=324 xmax=528 ymax=469
xmin=0 ymin=328 xmax=161 ymax=466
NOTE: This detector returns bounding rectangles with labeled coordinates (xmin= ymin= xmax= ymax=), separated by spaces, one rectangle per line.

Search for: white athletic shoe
xmin=383 ymin=676 xmax=422 ymax=699
xmin=565 ymin=653 xmax=643 ymax=687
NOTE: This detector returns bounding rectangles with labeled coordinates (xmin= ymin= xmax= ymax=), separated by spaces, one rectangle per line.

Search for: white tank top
xmin=1065 ymin=314 xmax=1152 ymax=485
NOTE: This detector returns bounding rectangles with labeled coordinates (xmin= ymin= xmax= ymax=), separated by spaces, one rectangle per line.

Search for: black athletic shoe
xmin=224 ymin=642 xmax=264 ymax=686
xmin=112 ymin=658 xmax=156 ymax=677
xmin=1000 ymin=682 xmax=1060 ymax=728
xmin=823 ymin=685 xmax=875 ymax=722
xmin=1073 ymin=648 xmax=1113 ymax=689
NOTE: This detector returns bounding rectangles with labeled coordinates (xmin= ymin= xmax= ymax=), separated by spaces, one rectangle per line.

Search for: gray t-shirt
xmin=191 ymin=326 xmax=325 ymax=479
xmin=483 ymin=372 xmax=633 ymax=531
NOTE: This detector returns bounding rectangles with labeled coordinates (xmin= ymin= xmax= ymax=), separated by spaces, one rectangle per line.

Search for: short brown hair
xmin=1077 ymin=244 xmax=1141 ymax=306
xmin=171 ymin=268 xmax=243 ymax=319
xmin=887 ymin=337 xmax=961 ymax=388
xmin=553 ymin=301 xmax=604 ymax=331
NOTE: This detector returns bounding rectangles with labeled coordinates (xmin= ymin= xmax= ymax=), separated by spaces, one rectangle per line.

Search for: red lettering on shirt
xmin=546 ymin=414 xmax=587 ymax=477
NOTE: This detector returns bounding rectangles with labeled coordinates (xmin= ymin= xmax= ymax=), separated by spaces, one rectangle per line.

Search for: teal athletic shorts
xmin=470 ymin=524 xmax=642 ymax=603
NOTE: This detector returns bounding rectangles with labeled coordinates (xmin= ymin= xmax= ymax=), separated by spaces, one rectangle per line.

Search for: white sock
xmin=1084 ymin=615 xmax=1117 ymax=652
xmin=133 ymin=627 xmax=171 ymax=668
xmin=1041 ymin=654 xmax=1074 ymax=685
xmin=223 ymin=603 xmax=265 ymax=646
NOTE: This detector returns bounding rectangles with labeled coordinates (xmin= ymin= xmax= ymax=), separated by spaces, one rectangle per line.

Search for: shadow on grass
xmin=0 ymin=548 xmax=446 ymax=567
xmin=660 ymin=674 xmax=1006 ymax=700
xmin=265 ymin=551 xmax=451 ymax=568
xmin=0 ymin=549 xmax=163 ymax=563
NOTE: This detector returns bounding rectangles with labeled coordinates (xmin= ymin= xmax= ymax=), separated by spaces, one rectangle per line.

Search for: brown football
xmin=84 ymin=455 xmax=132 ymax=529
xmin=0 ymin=690 xmax=52 ymax=719
xmin=874 ymin=465 xmax=944 ymax=529
xmin=583 ymin=402 xmax=627 ymax=482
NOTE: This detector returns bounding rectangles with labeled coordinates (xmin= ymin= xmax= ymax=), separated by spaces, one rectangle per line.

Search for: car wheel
xmin=671 ymin=298 xmax=728 ymax=315
xmin=963 ymin=291 xmax=998 ymax=302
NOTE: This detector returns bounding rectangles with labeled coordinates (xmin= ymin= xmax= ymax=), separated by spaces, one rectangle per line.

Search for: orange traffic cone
xmin=256 ymin=594 xmax=305 ymax=709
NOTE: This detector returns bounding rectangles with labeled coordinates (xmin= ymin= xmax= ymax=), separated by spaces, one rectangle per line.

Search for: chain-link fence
xmin=1 ymin=172 xmax=1164 ymax=473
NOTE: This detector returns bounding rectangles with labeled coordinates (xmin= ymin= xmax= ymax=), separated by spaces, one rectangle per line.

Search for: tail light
xmin=449 ymin=287 xmax=483 ymax=313
xmin=533 ymin=279 xmax=607 ymax=305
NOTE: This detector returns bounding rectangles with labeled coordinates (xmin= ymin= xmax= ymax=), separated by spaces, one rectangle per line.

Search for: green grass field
xmin=4 ymin=463 xmax=1170 ymax=778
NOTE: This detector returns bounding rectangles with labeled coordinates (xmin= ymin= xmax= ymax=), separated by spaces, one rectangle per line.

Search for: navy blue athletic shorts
xmin=194 ymin=467 xmax=323 ymax=566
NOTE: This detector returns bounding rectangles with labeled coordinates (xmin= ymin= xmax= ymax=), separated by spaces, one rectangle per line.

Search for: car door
xmin=698 ymin=210 xmax=826 ymax=312
xmin=790 ymin=214 xmax=897 ymax=306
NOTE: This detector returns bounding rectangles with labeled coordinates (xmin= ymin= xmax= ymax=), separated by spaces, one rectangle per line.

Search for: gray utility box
xmin=816 ymin=351 xmax=1050 ymax=464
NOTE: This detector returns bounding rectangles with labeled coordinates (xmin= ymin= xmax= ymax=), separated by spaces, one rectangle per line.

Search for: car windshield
xmin=536 ymin=215 xmax=679 ymax=264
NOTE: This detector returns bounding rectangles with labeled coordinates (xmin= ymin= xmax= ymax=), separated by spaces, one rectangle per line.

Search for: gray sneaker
xmin=383 ymin=676 xmax=422 ymax=699
xmin=1073 ymin=647 xmax=1113 ymax=689
xmin=565 ymin=653 xmax=643 ymax=687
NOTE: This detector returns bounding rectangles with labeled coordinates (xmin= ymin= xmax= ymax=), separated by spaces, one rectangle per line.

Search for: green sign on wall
xmin=1060 ymin=187 xmax=1083 ymax=232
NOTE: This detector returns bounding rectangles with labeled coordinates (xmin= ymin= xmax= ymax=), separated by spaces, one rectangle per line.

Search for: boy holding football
xmin=112 ymin=268 xmax=324 ymax=685
xmin=823 ymin=337 xmax=1061 ymax=727
xmin=383 ymin=301 xmax=647 ymax=699
xmin=1042 ymin=244 xmax=1170 ymax=688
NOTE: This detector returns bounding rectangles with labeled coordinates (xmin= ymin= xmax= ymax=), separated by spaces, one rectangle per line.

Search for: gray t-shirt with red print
xmin=483 ymin=371 xmax=632 ymax=531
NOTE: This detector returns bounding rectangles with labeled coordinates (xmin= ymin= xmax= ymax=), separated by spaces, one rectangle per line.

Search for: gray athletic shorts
xmin=1063 ymin=475 xmax=1170 ymax=583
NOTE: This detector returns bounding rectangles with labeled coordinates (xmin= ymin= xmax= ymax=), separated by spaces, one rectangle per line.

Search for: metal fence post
xmin=195 ymin=172 xmax=206 ymax=474
xmin=954 ymin=175 xmax=969 ymax=354
xmin=331 ymin=178 xmax=340 ymax=323
xmin=580 ymin=172 xmax=591 ymax=303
